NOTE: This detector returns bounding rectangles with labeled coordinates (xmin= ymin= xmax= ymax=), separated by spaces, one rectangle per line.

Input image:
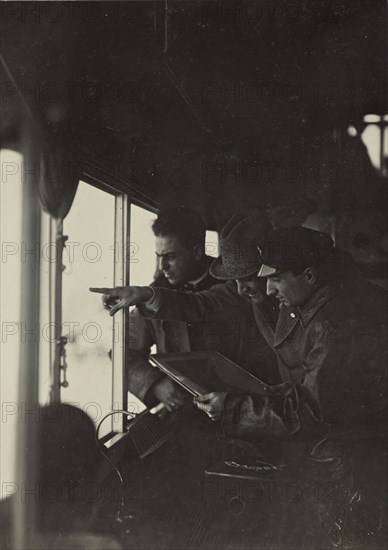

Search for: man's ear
xmin=193 ymin=244 xmax=204 ymax=260
xmin=303 ymin=267 xmax=317 ymax=285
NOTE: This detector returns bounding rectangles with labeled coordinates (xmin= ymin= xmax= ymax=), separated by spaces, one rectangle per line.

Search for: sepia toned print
xmin=1 ymin=1 xmax=387 ymax=549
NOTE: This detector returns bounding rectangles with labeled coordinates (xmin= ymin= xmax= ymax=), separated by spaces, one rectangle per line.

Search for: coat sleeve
xmin=127 ymin=307 xmax=164 ymax=406
xmin=300 ymin=319 xmax=387 ymax=438
xmin=139 ymin=281 xmax=246 ymax=322
xmin=221 ymin=319 xmax=387 ymax=442
xmin=220 ymin=323 xmax=343 ymax=442
xmin=221 ymin=382 xmax=301 ymax=440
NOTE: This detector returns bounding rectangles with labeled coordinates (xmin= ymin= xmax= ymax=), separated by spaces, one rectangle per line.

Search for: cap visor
xmin=257 ymin=264 xmax=278 ymax=277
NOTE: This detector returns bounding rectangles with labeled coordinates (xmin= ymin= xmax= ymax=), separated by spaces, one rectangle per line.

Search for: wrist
xmin=133 ymin=286 xmax=153 ymax=302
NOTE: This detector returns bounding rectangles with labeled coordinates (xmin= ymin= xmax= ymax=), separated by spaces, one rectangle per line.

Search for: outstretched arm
xmin=90 ymin=281 xmax=246 ymax=322
xmin=89 ymin=286 xmax=154 ymax=316
xmin=141 ymin=281 xmax=244 ymax=322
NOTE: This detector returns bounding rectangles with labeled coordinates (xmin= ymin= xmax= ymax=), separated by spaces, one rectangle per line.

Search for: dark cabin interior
xmin=1 ymin=1 xmax=387 ymax=549
xmin=2 ymin=1 xmax=387 ymax=224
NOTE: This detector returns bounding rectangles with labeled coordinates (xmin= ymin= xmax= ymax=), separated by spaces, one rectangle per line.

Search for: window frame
xmin=48 ymin=165 xmax=158 ymax=442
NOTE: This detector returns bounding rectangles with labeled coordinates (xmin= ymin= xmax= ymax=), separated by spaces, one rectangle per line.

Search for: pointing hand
xmin=89 ymin=286 xmax=153 ymax=316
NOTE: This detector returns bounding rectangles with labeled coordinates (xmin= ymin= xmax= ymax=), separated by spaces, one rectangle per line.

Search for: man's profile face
xmin=155 ymin=234 xmax=200 ymax=287
xmin=235 ymin=276 xmax=266 ymax=304
xmin=266 ymin=270 xmax=314 ymax=308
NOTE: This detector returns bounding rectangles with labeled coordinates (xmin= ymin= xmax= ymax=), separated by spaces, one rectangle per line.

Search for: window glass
xmin=363 ymin=114 xmax=380 ymax=123
xmin=361 ymin=124 xmax=380 ymax=169
xmin=128 ymin=205 xmax=157 ymax=412
xmin=129 ymin=204 xmax=157 ymax=286
xmin=62 ymin=181 xmax=115 ymax=437
xmin=205 ymin=230 xmax=219 ymax=258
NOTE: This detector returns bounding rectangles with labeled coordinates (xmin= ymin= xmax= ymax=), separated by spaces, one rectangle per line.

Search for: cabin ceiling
xmin=1 ymin=0 xmax=387 ymax=226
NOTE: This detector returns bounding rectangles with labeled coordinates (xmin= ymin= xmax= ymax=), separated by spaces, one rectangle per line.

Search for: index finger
xmin=89 ymin=287 xmax=115 ymax=294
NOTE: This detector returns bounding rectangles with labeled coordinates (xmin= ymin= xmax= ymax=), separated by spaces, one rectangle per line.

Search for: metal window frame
xmin=86 ymin=179 xmax=159 ymax=437
xmin=47 ymin=173 xmax=130 ymax=438
xmin=80 ymin=172 xmax=157 ymax=438
xmin=75 ymin=174 xmax=131 ymax=436
xmin=110 ymin=192 xmax=130 ymax=434
xmin=110 ymin=199 xmax=158 ymax=434
xmin=49 ymin=168 xmax=158 ymax=441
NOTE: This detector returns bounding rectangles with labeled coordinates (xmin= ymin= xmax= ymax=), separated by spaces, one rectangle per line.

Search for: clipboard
xmin=149 ymin=350 xmax=269 ymax=397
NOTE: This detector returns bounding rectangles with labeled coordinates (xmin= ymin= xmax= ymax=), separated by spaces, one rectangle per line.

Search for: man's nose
xmin=159 ymin=256 xmax=169 ymax=271
xmin=266 ymin=278 xmax=276 ymax=296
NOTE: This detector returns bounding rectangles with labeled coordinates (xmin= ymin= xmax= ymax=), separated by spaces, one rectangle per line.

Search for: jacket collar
xmin=295 ymin=285 xmax=331 ymax=327
xmin=187 ymin=268 xmax=209 ymax=287
xmin=273 ymin=285 xmax=331 ymax=347
xmin=183 ymin=255 xmax=219 ymax=291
